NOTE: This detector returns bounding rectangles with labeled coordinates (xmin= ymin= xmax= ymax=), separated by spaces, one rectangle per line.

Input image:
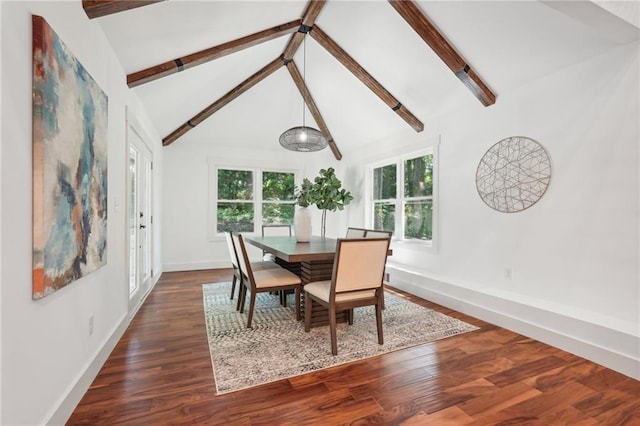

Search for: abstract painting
xmin=32 ymin=15 xmax=108 ymax=299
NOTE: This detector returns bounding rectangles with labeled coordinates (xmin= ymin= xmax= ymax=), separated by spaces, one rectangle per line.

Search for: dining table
xmin=243 ymin=235 xmax=391 ymax=327
xmin=243 ymin=235 xmax=339 ymax=283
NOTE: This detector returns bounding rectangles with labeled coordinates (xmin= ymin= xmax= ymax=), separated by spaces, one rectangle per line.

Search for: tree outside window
xmin=217 ymin=169 xmax=254 ymax=233
xmin=262 ymin=171 xmax=295 ymax=225
xmin=216 ymin=168 xmax=295 ymax=233
xmin=371 ymin=152 xmax=433 ymax=241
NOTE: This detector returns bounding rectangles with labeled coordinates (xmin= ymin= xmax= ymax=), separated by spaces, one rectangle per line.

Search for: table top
xmin=244 ymin=235 xmax=392 ymax=263
xmin=243 ymin=236 xmax=338 ymax=262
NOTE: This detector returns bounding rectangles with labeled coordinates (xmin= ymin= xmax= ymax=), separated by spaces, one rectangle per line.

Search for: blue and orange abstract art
xmin=32 ymin=15 xmax=108 ymax=299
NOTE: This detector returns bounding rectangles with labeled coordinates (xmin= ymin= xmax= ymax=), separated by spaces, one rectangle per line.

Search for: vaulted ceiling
xmin=85 ymin=0 xmax=639 ymax=159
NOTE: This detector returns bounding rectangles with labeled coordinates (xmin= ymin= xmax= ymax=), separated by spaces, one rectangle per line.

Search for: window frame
xmin=367 ymin=147 xmax=437 ymax=246
xmin=208 ymin=164 xmax=298 ymax=240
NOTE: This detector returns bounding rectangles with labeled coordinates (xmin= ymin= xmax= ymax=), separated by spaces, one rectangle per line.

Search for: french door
xmin=127 ymin=118 xmax=153 ymax=313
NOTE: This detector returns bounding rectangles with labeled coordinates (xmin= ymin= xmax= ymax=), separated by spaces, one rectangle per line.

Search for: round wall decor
xmin=475 ymin=136 xmax=551 ymax=213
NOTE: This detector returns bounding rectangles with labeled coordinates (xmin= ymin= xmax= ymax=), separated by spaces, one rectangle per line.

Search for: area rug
xmin=203 ymin=282 xmax=479 ymax=394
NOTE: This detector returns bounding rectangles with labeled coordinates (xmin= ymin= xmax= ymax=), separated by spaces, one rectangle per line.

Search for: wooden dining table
xmin=243 ymin=235 xmax=339 ymax=283
xmin=243 ymin=235 xmax=391 ymax=327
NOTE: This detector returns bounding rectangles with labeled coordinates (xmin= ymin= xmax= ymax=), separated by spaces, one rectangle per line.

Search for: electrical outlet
xmin=505 ymin=268 xmax=512 ymax=280
xmin=89 ymin=315 xmax=94 ymax=336
xmin=383 ymin=272 xmax=390 ymax=282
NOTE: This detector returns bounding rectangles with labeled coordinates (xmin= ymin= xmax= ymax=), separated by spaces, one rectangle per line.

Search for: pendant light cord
xmin=302 ymin=35 xmax=307 ymax=128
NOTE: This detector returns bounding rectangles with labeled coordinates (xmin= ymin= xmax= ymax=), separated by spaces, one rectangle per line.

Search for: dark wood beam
xmin=286 ymin=61 xmax=342 ymax=160
xmin=82 ymin=0 xmax=164 ymax=19
xmin=388 ymin=0 xmax=496 ymax=106
xmin=163 ymin=57 xmax=283 ymax=146
xmin=310 ymin=25 xmax=424 ymax=132
xmin=282 ymin=0 xmax=328 ymax=60
xmin=127 ymin=20 xmax=301 ymax=88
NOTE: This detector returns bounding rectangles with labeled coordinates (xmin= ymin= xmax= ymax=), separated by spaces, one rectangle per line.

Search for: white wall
xmin=0 ymin=2 xmax=162 ymax=425
xmin=162 ymin=141 xmax=333 ymax=271
xmin=342 ymin=41 xmax=640 ymax=379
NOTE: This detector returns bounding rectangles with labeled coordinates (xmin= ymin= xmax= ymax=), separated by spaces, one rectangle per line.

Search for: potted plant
xmin=308 ymin=167 xmax=353 ymax=238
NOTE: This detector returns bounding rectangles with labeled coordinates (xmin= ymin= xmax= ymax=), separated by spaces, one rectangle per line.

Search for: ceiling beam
xmin=282 ymin=0 xmax=328 ymax=60
xmin=163 ymin=57 xmax=283 ymax=146
xmin=388 ymin=0 xmax=496 ymax=106
xmin=127 ymin=20 xmax=301 ymax=88
xmin=285 ymin=61 xmax=342 ymax=160
xmin=82 ymin=0 xmax=164 ymax=19
xmin=310 ymin=25 xmax=424 ymax=133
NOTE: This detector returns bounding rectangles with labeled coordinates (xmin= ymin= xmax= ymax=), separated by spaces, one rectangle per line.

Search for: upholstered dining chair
xmin=303 ymin=237 xmax=391 ymax=355
xmin=345 ymin=227 xmax=367 ymax=238
xmin=224 ymin=231 xmax=279 ymax=310
xmin=234 ymin=233 xmax=302 ymax=328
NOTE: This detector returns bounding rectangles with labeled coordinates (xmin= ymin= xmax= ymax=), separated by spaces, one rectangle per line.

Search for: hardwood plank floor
xmin=68 ymin=269 xmax=640 ymax=425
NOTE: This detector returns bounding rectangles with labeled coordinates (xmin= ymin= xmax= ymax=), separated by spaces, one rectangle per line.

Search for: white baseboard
xmin=163 ymin=261 xmax=229 ymax=272
xmin=47 ymin=276 xmax=160 ymax=425
xmin=386 ymin=265 xmax=640 ymax=381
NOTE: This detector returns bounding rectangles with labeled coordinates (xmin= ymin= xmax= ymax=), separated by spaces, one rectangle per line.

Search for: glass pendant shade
xmin=279 ymin=125 xmax=328 ymax=152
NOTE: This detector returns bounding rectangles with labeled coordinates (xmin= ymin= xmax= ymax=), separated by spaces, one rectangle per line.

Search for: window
xmin=262 ymin=171 xmax=295 ymax=225
xmin=370 ymin=150 xmax=434 ymax=241
xmin=215 ymin=168 xmax=295 ymax=234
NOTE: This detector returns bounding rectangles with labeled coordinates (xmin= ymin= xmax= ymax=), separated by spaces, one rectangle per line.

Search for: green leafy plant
xmin=296 ymin=167 xmax=353 ymax=236
xmin=294 ymin=178 xmax=315 ymax=208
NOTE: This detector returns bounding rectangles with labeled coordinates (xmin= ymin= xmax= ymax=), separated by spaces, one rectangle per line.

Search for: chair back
xmin=225 ymin=231 xmax=240 ymax=270
xmin=232 ymin=233 xmax=253 ymax=283
xmin=345 ymin=227 xmax=367 ymax=238
xmin=262 ymin=224 xmax=292 ymax=237
xmin=365 ymin=229 xmax=392 ymax=239
xmin=331 ymin=238 xmax=390 ymax=295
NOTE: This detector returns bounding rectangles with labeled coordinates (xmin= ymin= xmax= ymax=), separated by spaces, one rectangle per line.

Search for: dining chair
xmin=303 ymin=237 xmax=391 ymax=355
xmin=224 ymin=231 xmax=279 ymax=310
xmin=234 ymin=233 xmax=302 ymax=328
xmin=345 ymin=227 xmax=367 ymax=238
xmin=261 ymin=224 xmax=292 ymax=261
xmin=364 ymin=229 xmax=393 ymax=238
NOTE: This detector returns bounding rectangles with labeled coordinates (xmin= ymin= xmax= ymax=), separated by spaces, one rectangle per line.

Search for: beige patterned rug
xmin=203 ymin=282 xmax=479 ymax=394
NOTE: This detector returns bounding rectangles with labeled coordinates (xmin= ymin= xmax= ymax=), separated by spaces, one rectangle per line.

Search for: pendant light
xmin=279 ymin=34 xmax=328 ymax=152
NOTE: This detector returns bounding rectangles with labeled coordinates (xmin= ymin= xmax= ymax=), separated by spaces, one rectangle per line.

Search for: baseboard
xmin=163 ymin=261 xmax=229 ymax=272
xmin=46 ymin=275 xmax=160 ymax=425
xmin=386 ymin=265 xmax=640 ymax=381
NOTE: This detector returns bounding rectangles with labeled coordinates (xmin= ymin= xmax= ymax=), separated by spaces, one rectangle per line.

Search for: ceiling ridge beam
xmin=310 ymin=25 xmax=424 ymax=133
xmin=388 ymin=0 xmax=496 ymax=106
xmin=282 ymin=0 xmax=328 ymax=60
xmin=163 ymin=57 xmax=283 ymax=146
xmin=285 ymin=61 xmax=342 ymax=160
xmin=82 ymin=0 xmax=165 ymax=19
xmin=128 ymin=20 xmax=301 ymax=88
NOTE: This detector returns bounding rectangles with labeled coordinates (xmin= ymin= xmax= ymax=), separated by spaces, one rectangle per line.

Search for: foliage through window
xmin=371 ymin=152 xmax=433 ymax=241
xmin=262 ymin=171 xmax=295 ymax=225
xmin=216 ymin=168 xmax=295 ymax=233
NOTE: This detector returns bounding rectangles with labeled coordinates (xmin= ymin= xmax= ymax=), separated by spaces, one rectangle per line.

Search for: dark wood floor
xmin=68 ymin=269 xmax=640 ymax=425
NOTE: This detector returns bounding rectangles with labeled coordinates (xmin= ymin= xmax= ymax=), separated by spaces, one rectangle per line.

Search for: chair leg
xmin=246 ymin=291 xmax=257 ymax=328
xmin=375 ymin=301 xmax=384 ymax=345
xmin=348 ymin=308 xmax=354 ymax=325
xmin=329 ymin=304 xmax=338 ymax=355
xmin=295 ymin=287 xmax=301 ymax=321
xmin=304 ymin=293 xmax=312 ymax=332
xmin=281 ymin=290 xmax=287 ymax=307
xmin=239 ymin=285 xmax=247 ymax=313
xmin=230 ymin=275 xmax=237 ymax=300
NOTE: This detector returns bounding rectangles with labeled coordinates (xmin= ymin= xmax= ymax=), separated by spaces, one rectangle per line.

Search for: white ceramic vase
xmin=294 ymin=207 xmax=312 ymax=242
